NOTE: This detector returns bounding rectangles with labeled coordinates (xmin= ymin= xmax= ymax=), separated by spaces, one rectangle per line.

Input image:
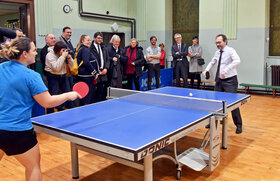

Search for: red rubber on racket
xmin=73 ymin=82 xmax=89 ymax=99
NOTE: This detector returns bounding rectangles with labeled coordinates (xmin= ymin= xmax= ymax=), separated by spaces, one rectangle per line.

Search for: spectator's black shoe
xmin=205 ymin=124 xmax=210 ymax=129
xmin=236 ymin=125 xmax=242 ymax=134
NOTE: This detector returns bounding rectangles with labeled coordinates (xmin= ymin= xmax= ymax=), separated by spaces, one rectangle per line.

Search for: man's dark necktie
xmin=178 ymin=44 xmax=181 ymax=52
xmin=97 ymin=45 xmax=102 ymax=66
xmin=215 ymin=50 xmax=223 ymax=82
xmin=98 ymin=45 xmax=101 ymax=56
xmin=67 ymin=40 xmax=74 ymax=51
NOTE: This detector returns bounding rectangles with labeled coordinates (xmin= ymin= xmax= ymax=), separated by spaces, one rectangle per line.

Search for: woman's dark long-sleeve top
xmin=123 ymin=45 xmax=145 ymax=77
xmin=77 ymin=44 xmax=98 ymax=77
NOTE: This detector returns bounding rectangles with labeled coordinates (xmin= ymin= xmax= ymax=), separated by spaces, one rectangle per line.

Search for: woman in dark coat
xmin=76 ymin=35 xmax=99 ymax=105
xmin=123 ymin=38 xmax=145 ymax=91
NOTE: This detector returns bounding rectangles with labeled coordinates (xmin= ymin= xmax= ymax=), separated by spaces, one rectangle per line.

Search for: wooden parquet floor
xmin=1 ymin=94 xmax=280 ymax=181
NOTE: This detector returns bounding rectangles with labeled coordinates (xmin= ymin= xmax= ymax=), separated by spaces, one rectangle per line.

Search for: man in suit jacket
xmin=171 ymin=33 xmax=189 ymax=87
xmin=90 ymin=32 xmax=110 ymax=102
xmin=57 ymin=26 xmax=75 ymax=58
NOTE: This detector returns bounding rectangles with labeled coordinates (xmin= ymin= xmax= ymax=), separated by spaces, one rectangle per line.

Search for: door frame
xmin=0 ymin=0 xmax=35 ymax=41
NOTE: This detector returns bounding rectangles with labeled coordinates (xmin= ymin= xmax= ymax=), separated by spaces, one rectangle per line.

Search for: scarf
xmin=126 ymin=47 xmax=137 ymax=74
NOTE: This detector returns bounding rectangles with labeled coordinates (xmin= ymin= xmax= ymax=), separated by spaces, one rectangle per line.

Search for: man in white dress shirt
xmin=202 ymin=34 xmax=243 ymax=134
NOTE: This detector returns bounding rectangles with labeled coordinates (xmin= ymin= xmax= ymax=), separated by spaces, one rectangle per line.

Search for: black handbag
xmin=197 ymin=58 xmax=205 ymax=65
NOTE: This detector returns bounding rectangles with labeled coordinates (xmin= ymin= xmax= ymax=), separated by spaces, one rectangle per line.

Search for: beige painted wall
xmin=200 ymin=0 xmax=270 ymax=29
xmin=199 ymin=0 xmax=271 ymax=85
xmin=35 ymin=0 xmax=172 ymax=48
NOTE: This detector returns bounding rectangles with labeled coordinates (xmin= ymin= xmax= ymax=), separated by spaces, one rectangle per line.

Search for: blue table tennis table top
xmin=32 ymin=87 xmax=249 ymax=152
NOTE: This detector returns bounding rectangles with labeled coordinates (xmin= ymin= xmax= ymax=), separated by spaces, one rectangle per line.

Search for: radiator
xmin=271 ymin=65 xmax=280 ymax=86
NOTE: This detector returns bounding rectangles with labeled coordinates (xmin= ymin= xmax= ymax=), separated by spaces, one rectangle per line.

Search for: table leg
xmin=222 ymin=117 xmax=228 ymax=149
xmin=144 ymin=154 xmax=153 ymax=181
xmin=209 ymin=116 xmax=221 ymax=171
xmin=71 ymin=142 xmax=79 ymax=179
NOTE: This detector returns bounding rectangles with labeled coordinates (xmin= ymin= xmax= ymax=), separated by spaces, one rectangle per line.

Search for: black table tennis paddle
xmin=206 ymin=71 xmax=210 ymax=80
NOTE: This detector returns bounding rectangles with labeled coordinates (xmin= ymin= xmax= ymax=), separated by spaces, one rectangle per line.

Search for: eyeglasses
xmin=216 ymin=41 xmax=222 ymax=44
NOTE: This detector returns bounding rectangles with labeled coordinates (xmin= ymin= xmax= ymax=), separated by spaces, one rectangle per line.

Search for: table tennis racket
xmin=206 ymin=71 xmax=210 ymax=80
xmin=188 ymin=53 xmax=191 ymax=57
xmin=73 ymin=82 xmax=89 ymax=99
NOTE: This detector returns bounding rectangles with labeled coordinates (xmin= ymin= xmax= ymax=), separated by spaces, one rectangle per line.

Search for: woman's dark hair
xmin=192 ymin=36 xmax=198 ymax=40
xmin=159 ymin=43 xmax=165 ymax=48
xmin=53 ymin=41 xmax=67 ymax=55
xmin=0 ymin=37 xmax=32 ymax=60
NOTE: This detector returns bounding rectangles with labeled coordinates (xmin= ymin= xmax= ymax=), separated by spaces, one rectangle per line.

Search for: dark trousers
xmin=78 ymin=77 xmax=96 ymax=106
xmin=110 ymin=69 xmax=122 ymax=88
xmin=147 ymin=63 xmax=160 ymax=90
xmin=65 ymin=75 xmax=74 ymax=108
xmin=111 ymin=78 xmax=122 ymax=88
xmin=127 ymin=73 xmax=140 ymax=91
xmin=189 ymin=72 xmax=201 ymax=89
xmin=46 ymin=74 xmax=73 ymax=114
xmin=214 ymin=75 xmax=242 ymax=127
xmin=94 ymin=80 xmax=105 ymax=103
xmin=175 ymin=61 xmax=188 ymax=88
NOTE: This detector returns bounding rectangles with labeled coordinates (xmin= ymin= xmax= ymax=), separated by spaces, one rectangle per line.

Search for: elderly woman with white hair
xmin=106 ymin=34 xmax=128 ymax=88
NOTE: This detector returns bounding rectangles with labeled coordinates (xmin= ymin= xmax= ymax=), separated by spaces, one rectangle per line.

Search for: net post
xmin=222 ymin=101 xmax=227 ymax=115
xmin=107 ymin=87 xmax=111 ymax=99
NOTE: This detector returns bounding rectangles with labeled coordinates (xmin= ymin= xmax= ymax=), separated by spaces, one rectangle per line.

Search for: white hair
xmin=110 ymin=34 xmax=120 ymax=43
xmin=174 ymin=33 xmax=182 ymax=38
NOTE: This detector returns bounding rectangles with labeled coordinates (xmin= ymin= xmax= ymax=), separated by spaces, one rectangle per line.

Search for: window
xmin=173 ymin=0 xmax=199 ymax=45
xmin=269 ymin=0 xmax=280 ymax=56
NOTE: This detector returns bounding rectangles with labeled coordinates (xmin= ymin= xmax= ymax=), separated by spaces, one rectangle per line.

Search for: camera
xmin=113 ymin=54 xmax=120 ymax=66
xmin=67 ymin=48 xmax=75 ymax=57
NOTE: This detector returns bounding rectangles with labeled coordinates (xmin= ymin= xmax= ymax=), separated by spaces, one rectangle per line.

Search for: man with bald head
xmin=40 ymin=34 xmax=56 ymax=77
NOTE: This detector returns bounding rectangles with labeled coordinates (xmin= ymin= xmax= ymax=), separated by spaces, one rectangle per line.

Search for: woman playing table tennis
xmin=0 ymin=37 xmax=80 ymax=181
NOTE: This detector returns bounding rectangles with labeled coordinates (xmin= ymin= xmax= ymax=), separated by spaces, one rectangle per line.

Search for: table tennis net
xmin=108 ymin=87 xmax=226 ymax=113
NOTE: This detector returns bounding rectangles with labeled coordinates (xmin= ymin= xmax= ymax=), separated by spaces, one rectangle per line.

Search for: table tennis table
xmin=32 ymin=86 xmax=250 ymax=180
